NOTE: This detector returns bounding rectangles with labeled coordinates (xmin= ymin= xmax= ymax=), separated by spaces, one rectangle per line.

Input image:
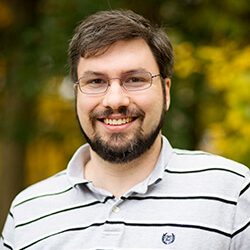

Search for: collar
xmin=66 ymin=136 xmax=174 ymax=191
xmin=122 ymin=136 xmax=174 ymax=196
xmin=66 ymin=144 xmax=91 ymax=186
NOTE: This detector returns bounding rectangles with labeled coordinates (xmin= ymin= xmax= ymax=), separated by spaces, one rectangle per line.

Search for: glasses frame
xmin=75 ymin=71 xmax=161 ymax=95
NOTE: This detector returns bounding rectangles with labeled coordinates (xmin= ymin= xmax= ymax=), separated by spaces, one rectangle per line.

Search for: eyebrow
xmin=79 ymin=71 xmax=106 ymax=78
xmin=80 ymin=68 xmax=148 ymax=78
xmin=124 ymin=68 xmax=148 ymax=74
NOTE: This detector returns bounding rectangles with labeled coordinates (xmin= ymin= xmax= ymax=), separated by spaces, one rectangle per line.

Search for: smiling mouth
xmin=102 ymin=117 xmax=134 ymax=126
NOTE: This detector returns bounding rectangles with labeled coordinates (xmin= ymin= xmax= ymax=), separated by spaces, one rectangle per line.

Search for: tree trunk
xmin=0 ymin=0 xmax=40 ymax=231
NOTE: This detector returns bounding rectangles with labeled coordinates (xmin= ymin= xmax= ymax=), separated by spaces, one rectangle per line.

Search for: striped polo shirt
xmin=1 ymin=136 xmax=250 ymax=249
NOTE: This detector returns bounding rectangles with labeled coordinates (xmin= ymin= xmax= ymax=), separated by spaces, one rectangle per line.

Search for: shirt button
xmin=112 ymin=206 xmax=120 ymax=213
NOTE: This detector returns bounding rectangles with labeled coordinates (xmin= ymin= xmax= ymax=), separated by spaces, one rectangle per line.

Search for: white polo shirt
xmin=1 ymin=136 xmax=250 ymax=249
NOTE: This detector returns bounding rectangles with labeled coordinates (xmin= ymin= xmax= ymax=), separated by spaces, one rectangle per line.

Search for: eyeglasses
xmin=75 ymin=71 xmax=161 ymax=95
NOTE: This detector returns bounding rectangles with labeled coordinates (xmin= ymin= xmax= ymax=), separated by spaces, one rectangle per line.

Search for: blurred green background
xmin=1 ymin=0 xmax=250 ymax=230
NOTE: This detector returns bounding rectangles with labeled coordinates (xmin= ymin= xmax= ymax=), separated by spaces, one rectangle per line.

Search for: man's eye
xmin=126 ymin=77 xmax=145 ymax=83
xmin=87 ymin=78 xmax=106 ymax=84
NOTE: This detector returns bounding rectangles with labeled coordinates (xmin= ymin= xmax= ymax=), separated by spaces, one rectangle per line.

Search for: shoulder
xmin=163 ymin=149 xmax=250 ymax=202
xmin=170 ymin=149 xmax=249 ymax=177
xmin=11 ymin=170 xmax=72 ymax=208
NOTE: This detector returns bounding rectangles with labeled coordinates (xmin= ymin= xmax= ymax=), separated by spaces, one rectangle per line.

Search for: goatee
xmin=77 ymin=106 xmax=165 ymax=164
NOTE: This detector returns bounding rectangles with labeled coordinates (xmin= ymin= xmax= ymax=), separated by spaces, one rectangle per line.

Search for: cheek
xmin=76 ymin=93 xmax=99 ymax=114
xmin=76 ymin=97 xmax=92 ymax=124
xmin=135 ymin=92 xmax=164 ymax=123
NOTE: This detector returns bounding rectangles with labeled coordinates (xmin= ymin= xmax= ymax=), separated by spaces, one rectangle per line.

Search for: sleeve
xmin=1 ymin=210 xmax=15 ymax=250
xmin=230 ymin=170 xmax=250 ymax=249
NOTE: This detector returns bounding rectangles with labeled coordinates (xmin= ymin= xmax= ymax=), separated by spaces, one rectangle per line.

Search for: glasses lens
xmin=123 ymin=72 xmax=151 ymax=91
xmin=78 ymin=76 xmax=108 ymax=94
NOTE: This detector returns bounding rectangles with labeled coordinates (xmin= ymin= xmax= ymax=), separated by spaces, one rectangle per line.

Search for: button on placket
xmin=102 ymin=198 xmax=124 ymax=247
xmin=106 ymin=198 xmax=123 ymax=218
xmin=112 ymin=205 xmax=120 ymax=213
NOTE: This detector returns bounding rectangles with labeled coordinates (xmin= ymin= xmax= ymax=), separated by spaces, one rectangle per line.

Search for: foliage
xmin=174 ymin=42 xmax=250 ymax=165
xmin=1 ymin=0 xmax=250 ymax=230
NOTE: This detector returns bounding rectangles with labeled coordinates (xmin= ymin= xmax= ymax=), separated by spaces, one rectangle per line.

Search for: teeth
xmin=103 ymin=117 xmax=132 ymax=125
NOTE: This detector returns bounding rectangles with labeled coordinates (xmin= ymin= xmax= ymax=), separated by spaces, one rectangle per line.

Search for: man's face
xmin=76 ymin=39 xmax=171 ymax=163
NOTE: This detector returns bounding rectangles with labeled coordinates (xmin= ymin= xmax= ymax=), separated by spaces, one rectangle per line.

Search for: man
xmin=1 ymin=9 xmax=250 ymax=249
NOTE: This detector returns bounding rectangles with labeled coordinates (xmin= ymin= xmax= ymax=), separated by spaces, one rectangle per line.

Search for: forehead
xmin=77 ymin=39 xmax=159 ymax=77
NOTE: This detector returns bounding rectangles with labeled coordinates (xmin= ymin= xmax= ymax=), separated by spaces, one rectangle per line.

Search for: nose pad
xmin=102 ymin=82 xmax=130 ymax=109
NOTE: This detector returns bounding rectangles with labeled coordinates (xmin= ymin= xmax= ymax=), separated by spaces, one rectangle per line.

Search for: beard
xmin=77 ymin=105 xmax=166 ymax=164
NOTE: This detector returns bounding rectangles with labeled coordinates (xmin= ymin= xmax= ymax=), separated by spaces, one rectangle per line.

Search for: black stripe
xmin=174 ymin=151 xmax=210 ymax=156
xmin=165 ymin=168 xmax=244 ymax=177
xmin=122 ymin=195 xmax=236 ymax=205
xmin=240 ymin=182 xmax=250 ymax=196
xmin=3 ymin=242 xmax=13 ymax=250
xmin=9 ymin=212 xmax=14 ymax=218
xmin=1 ymin=236 xmax=13 ymax=250
xmin=106 ymin=221 xmax=231 ymax=237
xmin=19 ymin=220 xmax=231 ymax=249
xmin=14 ymin=187 xmax=74 ymax=208
xmin=15 ymin=196 xmax=114 ymax=228
xmin=232 ymin=220 xmax=250 ymax=237
xmin=19 ymin=222 xmax=105 ymax=250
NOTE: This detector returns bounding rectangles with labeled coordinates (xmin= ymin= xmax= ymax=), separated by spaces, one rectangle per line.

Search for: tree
xmin=1 ymin=0 xmax=249 ymax=231
xmin=0 ymin=0 xmax=44 ymax=229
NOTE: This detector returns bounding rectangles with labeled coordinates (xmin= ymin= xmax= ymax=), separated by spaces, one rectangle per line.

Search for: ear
xmin=164 ymin=78 xmax=171 ymax=111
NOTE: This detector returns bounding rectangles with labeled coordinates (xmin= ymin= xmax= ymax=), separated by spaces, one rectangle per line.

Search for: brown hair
xmin=68 ymin=9 xmax=174 ymax=83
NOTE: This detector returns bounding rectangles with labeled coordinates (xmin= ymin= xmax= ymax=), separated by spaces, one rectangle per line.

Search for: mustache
xmin=90 ymin=106 xmax=145 ymax=120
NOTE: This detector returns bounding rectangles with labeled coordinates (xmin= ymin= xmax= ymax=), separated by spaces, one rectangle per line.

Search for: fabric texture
xmin=1 ymin=136 xmax=250 ymax=249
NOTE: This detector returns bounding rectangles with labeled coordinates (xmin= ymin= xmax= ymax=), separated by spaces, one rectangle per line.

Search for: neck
xmin=84 ymin=134 xmax=162 ymax=197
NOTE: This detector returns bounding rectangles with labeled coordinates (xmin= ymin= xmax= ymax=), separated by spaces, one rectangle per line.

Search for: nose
xmin=102 ymin=80 xmax=130 ymax=110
